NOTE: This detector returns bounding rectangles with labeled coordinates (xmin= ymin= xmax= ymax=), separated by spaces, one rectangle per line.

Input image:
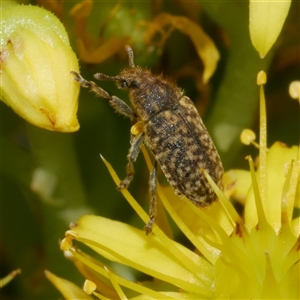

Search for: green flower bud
xmin=0 ymin=3 xmax=80 ymax=132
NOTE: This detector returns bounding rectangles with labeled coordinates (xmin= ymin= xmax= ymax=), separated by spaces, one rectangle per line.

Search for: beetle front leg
xmin=71 ymin=71 xmax=111 ymax=99
xmin=144 ymin=161 xmax=158 ymax=235
xmin=109 ymin=95 xmax=137 ymax=123
xmin=118 ymin=133 xmax=144 ymax=190
xmin=71 ymin=71 xmax=137 ymax=122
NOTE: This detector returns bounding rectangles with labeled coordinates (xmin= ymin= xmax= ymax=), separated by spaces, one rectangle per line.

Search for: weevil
xmin=71 ymin=45 xmax=224 ymax=234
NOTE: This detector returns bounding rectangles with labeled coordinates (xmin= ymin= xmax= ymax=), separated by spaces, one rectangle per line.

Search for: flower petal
xmin=70 ymin=215 xmax=213 ymax=296
xmin=245 ymin=142 xmax=299 ymax=231
xmin=45 ymin=270 xmax=93 ymax=299
xmin=0 ymin=269 xmax=21 ymax=288
xmin=249 ymin=0 xmax=291 ymax=58
xmin=222 ymin=169 xmax=251 ymax=204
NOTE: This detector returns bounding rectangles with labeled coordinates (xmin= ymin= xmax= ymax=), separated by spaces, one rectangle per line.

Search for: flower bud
xmin=0 ymin=4 xmax=80 ymax=132
xmin=249 ymin=0 xmax=291 ymax=58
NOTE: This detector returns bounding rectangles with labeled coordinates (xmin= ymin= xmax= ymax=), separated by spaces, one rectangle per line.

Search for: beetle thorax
xmin=118 ymin=68 xmax=182 ymax=121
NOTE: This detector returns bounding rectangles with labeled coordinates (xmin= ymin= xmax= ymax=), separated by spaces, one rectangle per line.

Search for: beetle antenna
xmin=125 ymin=45 xmax=135 ymax=68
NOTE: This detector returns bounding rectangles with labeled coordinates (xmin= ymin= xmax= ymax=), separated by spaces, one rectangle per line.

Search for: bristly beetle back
xmin=71 ymin=45 xmax=224 ymax=234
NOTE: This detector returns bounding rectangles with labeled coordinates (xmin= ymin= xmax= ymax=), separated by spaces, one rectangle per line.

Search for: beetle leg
xmin=71 ymin=71 xmax=111 ymax=99
xmin=118 ymin=133 xmax=144 ymax=191
xmin=71 ymin=71 xmax=137 ymax=122
xmin=145 ymin=161 xmax=158 ymax=235
xmin=110 ymin=96 xmax=137 ymax=123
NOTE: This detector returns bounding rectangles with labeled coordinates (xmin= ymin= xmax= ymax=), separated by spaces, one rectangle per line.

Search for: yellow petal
xmin=249 ymin=0 xmax=291 ymax=58
xmin=0 ymin=269 xmax=21 ymax=288
xmin=45 ymin=270 xmax=93 ymax=299
xmin=291 ymin=217 xmax=300 ymax=237
xmin=71 ymin=252 xmax=120 ymax=299
xmin=222 ymin=169 xmax=251 ymax=204
xmin=0 ymin=4 xmax=79 ymax=132
xmin=160 ymin=185 xmax=234 ymax=264
xmin=244 ymin=142 xmax=299 ymax=232
xmin=70 ymin=215 xmax=213 ymax=296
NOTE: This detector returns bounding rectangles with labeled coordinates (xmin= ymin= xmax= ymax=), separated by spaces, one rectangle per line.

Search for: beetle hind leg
xmin=144 ymin=161 xmax=158 ymax=235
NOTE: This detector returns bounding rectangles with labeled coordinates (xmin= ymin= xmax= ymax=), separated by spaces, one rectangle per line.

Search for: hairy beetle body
xmin=72 ymin=45 xmax=223 ymax=234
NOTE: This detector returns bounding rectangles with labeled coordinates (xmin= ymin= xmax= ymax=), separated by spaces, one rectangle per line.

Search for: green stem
xmin=26 ymin=123 xmax=91 ymax=280
xmin=201 ymin=2 xmax=274 ymax=169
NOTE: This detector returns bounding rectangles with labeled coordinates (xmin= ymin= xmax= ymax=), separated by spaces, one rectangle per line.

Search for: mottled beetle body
xmin=72 ymin=46 xmax=223 ymax=234
xmin=117 ymin=67 xmax=223 ymax=204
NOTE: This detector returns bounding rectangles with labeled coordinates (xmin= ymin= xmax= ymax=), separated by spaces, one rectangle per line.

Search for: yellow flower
xmin=49 ymin=71 xmax=299 ymax=299
xmin=0 ymin=3 xmax=80 ymax=132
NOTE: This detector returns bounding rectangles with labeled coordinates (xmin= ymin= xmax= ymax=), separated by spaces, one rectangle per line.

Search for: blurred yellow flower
xmin=0 ymin=3 xmax=80 ymax=132
xmin=52 ymin=71 xmax=299 ymax=299
xmin=142 ymin=13 xmax=220 ymax=83
xmin=289 ymin=80 xmax=300 ymax=102
xmin=0 ymin=269 xmax=21 ymax=288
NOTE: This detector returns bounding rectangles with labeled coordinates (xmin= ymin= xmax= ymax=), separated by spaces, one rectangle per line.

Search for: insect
xmin=71 ymin=45 xmax=224 ymax=234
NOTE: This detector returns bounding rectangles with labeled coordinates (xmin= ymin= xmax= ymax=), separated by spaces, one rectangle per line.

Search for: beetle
xmin=71 ymin=45 xmax=224 ymax=234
